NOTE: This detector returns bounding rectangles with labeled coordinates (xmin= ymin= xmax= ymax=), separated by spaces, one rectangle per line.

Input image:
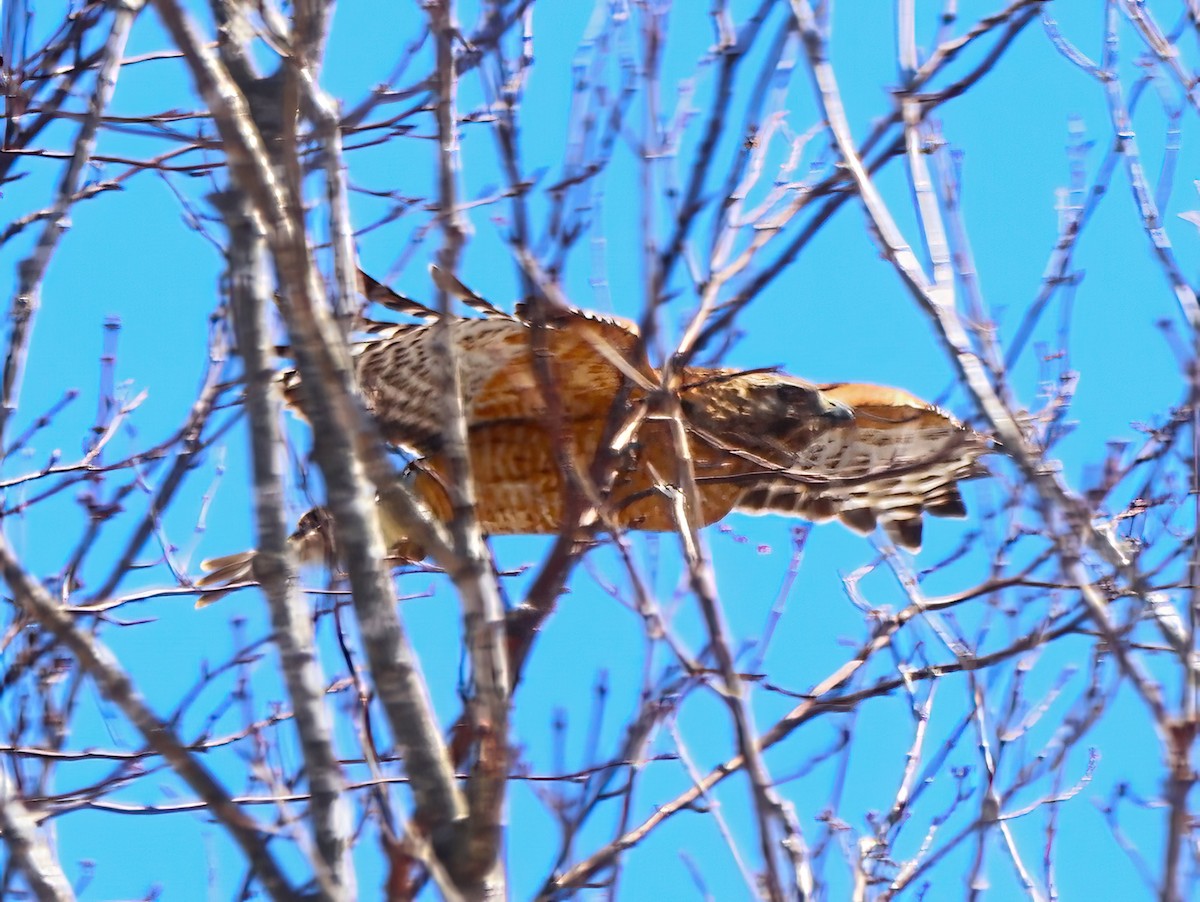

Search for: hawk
xmin=198 ymin=274 xmax=988 ymax=602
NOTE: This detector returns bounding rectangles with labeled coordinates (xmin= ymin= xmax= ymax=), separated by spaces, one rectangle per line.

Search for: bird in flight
xmin=197 ymin=272 xmax=988 ymax=603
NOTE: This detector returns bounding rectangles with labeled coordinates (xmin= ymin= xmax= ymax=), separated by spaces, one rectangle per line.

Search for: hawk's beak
xmin=822 ymin=399 xmax=854 ymax=423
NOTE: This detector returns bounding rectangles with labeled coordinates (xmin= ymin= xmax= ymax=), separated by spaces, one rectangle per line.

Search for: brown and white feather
xmin=201 ymin=278 xmax=990 ymax=604
xmin=732 ymin=383 xmax=988 ymax=550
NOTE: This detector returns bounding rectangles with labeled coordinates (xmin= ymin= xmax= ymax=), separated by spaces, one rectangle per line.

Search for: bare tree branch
xmin=218 ymin=189 xmax=355 ymax=900
xmin=1 ymin=0 xmax=145 ymax=444
xmin=150 ymin=0 xmax=467 ymax=862
xmin=0 ymin=767 xmax=75 ymax=902
xmin=0 ymin=536 xmax=298 ymax=899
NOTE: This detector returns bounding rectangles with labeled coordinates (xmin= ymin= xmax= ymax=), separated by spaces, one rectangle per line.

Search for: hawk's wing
xmin=280 ymin=275 xmax=650 ymax=454
xmin=732 ymin=383 xmax=989 ymax=550
xmin=469 ymin=303 xmax=650 ymax=428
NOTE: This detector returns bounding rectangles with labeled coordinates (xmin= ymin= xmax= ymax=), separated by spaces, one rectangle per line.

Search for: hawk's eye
xmin=774 ymin=382 xmax=815 ymax=406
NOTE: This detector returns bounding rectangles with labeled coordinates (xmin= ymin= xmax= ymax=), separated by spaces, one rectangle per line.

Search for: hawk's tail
xmin=195 ymin=551 xmax=258 ymax=607
xmin=194 ymin=508 xmax=336 ymax=608
xmin=194 ymin=506 xmax=427 ymax=607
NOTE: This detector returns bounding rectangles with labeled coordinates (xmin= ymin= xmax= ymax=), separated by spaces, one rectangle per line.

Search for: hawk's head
xmin=678 ymin=371 xmax=853 ymax=462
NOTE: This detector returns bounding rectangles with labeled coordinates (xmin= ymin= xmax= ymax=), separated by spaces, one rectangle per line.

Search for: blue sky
xmin=2 ymin=1 xmax=1198 ymax=899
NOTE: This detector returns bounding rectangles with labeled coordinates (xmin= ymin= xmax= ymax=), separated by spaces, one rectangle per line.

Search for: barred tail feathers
xmin=195 ymin=551 xmax=258 ymax=607
xmin=194 ymin=504 xmax=427 ymax=608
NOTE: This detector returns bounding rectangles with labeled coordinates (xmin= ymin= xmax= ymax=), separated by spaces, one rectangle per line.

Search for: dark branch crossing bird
xmin=197 ymin=271 xmax=990 ymax=604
